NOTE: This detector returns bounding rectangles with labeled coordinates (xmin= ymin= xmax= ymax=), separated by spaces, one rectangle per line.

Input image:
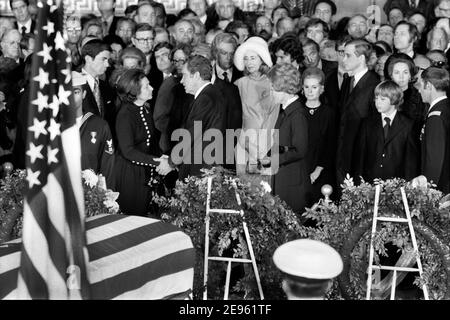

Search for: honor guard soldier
xmin=273 ymin=239 xmax=343 ymax=300
xmin=72 ymin=71 xmax=116 ymax=189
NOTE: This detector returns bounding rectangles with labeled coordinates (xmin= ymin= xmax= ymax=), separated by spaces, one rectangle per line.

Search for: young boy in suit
xmin=356 ymin=80 xmax=419 ymax=182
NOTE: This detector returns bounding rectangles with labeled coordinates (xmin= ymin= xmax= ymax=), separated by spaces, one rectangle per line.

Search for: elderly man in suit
xmin=336 ymin=39 xmax=380 ymax=185
xmin=163 ymin=55 xmax=225 ymax=181
xmin=210 ymin=33 xmax=243 ymax=169
xmin=415 ymin=67 xmax=450 ymax=193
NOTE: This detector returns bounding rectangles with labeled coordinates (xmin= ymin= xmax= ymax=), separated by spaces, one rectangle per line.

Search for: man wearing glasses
xmin=131 ymin=23 xmax=155 ymax=70
xmin=9 ymin=0 xmax=35 ymax=35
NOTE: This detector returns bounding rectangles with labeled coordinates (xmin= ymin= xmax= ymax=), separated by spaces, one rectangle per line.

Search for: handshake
xmin=153 ymin=155 xmax=175 ymax=176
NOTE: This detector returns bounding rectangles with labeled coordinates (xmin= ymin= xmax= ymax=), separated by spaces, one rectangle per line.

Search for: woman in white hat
xmin=234 ymin=36 xmax=278 ymax=181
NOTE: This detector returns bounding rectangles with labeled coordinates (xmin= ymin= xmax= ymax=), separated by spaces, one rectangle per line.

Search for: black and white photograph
xmin=0 ymin=0 xmax=450 ymax=308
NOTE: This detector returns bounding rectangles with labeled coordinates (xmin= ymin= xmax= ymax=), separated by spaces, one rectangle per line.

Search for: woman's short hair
xmin=301 ymin=67 xmax=325 ymax=86
xmin=115 ymin=68 xmax=147 ymax=103
xmin=386 ymin=54 xmax=418 ymax=81
xmin=267 ymin=63 xmax=302 ymax=94
xmin=118 ymin=46 xmax=146 ymax=68
xmin=374 ymin=80 xmax=404 ymax=109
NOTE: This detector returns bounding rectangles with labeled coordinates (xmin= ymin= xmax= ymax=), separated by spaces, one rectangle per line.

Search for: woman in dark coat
xmin=386 ymin=54 xmax=426 ymax=142
xmin=267 ymin=63 xmax=309 ymax=215
xmin=114 ymin=68 xmax=173 ymax=216
xmin=300 ymin=67 xmax=336 ymax=207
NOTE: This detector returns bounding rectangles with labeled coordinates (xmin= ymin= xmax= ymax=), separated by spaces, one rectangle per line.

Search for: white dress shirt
xmin=352 ymin=67 xmax=369 ymax=88
xmin=381 ymin=109 xmax=397 ymax=127
xmin=17 ymin=19 xmax=32 ymax=33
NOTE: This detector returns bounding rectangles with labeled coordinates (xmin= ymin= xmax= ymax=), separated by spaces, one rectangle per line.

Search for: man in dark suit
xmin=210 ymin=33 xmax=243 ymax=169
xmin=80 ymin=39 xmax=116 ymax=141
xmin=336 ymin=39 xmax=380 ymax=185
xmin=416 ymin=67 xmax=450 ymax=193
xmin=302 ymin=39 xmax=337 ymax=80
xmin=324 ymin=35 xmax=353 ymax=118
xmin=97 ymin=0 xmax=120 ymax=37
xmin=211 ymin=33 xmax=243 ymax=83
xmin=356 ymin=81 xmax=419 ymax=182
xmin=162 ymin=55 xmax=225 ymax=181
xmin=10 ymin=0 xmax=36 ymax=35
xmin=72 ymin=71 xmax=115 ymax=188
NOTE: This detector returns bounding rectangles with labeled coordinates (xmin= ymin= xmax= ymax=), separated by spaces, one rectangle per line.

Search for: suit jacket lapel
xmin=384 ymin=113 xmax=404 ymax=145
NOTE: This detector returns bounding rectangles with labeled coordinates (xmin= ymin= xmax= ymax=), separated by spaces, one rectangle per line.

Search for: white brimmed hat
xmin=72 ymin=71 xmax=86 ymax=87
xmin=273 ymin=239 xmax=343 ymax=282
xmin=233 ymin=36 xmax=273 ymax=71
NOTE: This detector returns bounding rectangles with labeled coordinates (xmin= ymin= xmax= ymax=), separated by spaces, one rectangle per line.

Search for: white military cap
xmin=273 ymin=239 xmax=343 ymax=282
xmin=72 ymin=71 xmax=86 ymax=87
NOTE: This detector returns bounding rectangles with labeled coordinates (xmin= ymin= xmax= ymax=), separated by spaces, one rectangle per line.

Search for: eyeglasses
xmin=173 ymin=59 xmax=186 ymax=64
xmin=66 ymin=27 xmax=82 ymax=32
xmin=134 ymin=37 xmax=154 ymax=44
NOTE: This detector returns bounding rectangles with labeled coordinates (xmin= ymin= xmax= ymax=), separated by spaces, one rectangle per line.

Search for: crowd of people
xmin=0 ymin=0 xmax=450 ymax=218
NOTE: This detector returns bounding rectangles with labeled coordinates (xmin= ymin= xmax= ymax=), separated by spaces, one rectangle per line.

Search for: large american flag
xmin=16 ymin=0 xmax=90 ymax=299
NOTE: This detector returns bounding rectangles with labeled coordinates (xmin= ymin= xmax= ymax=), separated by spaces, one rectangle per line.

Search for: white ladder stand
xmin=203 ymin=176 xmax=264 ymax=300
xmin=366 ymin=184 xmax=429 ymax=300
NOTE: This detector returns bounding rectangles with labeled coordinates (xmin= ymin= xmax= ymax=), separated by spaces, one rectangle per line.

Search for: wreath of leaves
xmin=0 ymin=169 xmax=121 ymax=243
xmin=300 ymin=177 xmax=450 ymax=300
xmin=154 ymin=167 xmax=305 ymax=300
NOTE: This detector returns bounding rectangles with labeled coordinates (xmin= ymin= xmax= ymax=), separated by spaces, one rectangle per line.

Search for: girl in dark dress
xmin=300 ymin=67 xmax=336 ymax=207
xmin=114 ymin=68 xmax=173 ymax=216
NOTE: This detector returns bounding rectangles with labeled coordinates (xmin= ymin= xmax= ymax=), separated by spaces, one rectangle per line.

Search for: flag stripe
xmin=21 ymin=202 xmax=67 ymax=299
xmin=112 ymin=269 xmax=195 ymax=300
xmin=88 ymin=232 xmax=194 ymax=280
xmin=90 ymin=249 xmax=195 ymax=299
xmin=18 ymin=251 xmax=48 ymax=299
xmin=87 ymin=216 xmax=159 ymax=245
xmin=24 ymin=195 xmax=67 ymax=281
xmin=85 ymin=214 xmax=122 ymax=230
xmin=87 ymin=222 xmax=184 ymax=261
xmin=2 ymin=215 xmax=196 ymax=300
xmin=18 ymin=1 xmax=90 ymax=299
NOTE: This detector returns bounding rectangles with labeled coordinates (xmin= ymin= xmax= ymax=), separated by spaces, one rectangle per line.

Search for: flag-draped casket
xmin=0 ymin=214 xmax=195 ymax=299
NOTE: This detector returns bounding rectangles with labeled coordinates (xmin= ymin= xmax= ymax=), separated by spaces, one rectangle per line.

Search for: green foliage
xmin=301 ymin=176 xmax=450 ymax=299
xmin=0 ymin=169 xmax=121 ymax=243
xmin=154 ymin=167 xmax=305 ymax=300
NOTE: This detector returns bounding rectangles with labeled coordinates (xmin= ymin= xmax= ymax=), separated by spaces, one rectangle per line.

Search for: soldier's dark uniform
xmin=420 ymin=97 xmax=450 ymax=194
xmin=79 ymin=112 xmax=115 ymax=189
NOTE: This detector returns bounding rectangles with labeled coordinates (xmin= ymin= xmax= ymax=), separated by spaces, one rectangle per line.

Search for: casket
xmin=0 ymin=214 xmax=195 ymax=299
